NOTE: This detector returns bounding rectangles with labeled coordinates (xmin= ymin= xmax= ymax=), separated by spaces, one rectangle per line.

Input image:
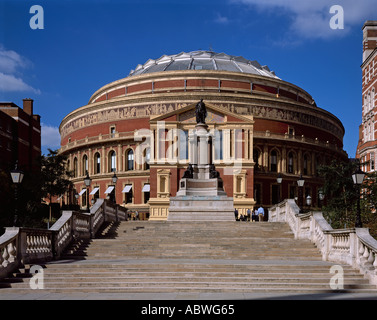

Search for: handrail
xmin=269 ymin=199 xmax=377 ymax=286
xmin=0 ymin=198 xmax=127 ymax=279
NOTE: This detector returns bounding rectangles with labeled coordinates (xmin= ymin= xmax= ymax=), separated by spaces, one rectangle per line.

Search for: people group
xmin=234 ymin=206 xmax=266 ymax=222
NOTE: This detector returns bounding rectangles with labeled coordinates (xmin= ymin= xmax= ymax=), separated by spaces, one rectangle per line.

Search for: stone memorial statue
xmin=195 ymin=99 xmax=207 ymax=124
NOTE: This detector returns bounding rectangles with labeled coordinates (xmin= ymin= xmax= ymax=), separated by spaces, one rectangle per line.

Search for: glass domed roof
xmin=128 ymin=50 xmax=279 ymax=79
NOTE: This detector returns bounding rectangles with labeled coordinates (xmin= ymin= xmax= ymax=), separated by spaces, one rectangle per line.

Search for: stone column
xmin=197 ymin=124 xmax=209 ymax=166
xmin=189 ymin=130 xmax=197 ymax=165
xmin=117 ymin=144 xmax=122 ymax=171
xmin=88 ymin=148 xmax=92 ymax=175
xmin=282 ymin=147 xmax=287 ymax=173
xmin=101 ymin=146 xmax=105 ymax=173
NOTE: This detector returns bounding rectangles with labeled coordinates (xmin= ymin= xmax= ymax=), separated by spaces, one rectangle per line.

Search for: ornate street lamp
xmin=352 ymin=166 xmax=365 ymax=228
xmin=10 ymin=162 xmax=24 ymax=226
xmin=112 ymin=171 xmax=118 ymax=204
xmin=297 ymin=174 xmax=305 ymax=213
xmin=84 ymin=170 xmax=92 ymax=212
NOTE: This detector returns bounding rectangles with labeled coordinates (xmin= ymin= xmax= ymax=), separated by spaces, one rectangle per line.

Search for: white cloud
xmin=0 ymin=45 xmax=40 ymax=94
xmin=0 ymin=72 xmax=41 ymax=94
xmin=233 ymin=0 xmax=377 ymax=40
xmin=214 ymin=13 xmax=230 ymax=24
xmin=0 ymin=46 xmax=30 ymax=74
xmin=41 ymin=124 xmax=61 ymax=150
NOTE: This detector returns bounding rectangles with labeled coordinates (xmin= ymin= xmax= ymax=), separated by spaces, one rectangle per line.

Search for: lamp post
xmin=297 ymin=174 xmax=305 ymax=213
xmin=84 ymin=170 xmax=92 ymax=212
xmin=277 ymin=173 xmax=282 ymax=203
xmin=10 ymin=162 xmax=24 ymax=226
xmin=112 ymin=171 xmax=118 ymax=204
xmin=352 ymin=166 xmax=365 ymax=228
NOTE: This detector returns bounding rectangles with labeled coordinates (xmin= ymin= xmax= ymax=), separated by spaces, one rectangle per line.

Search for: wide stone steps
xmin=1 ymin=221 xmax=377 ymax=295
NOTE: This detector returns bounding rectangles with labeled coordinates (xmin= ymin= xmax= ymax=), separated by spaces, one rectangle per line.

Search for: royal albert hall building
xmin=59 ymin=51 xmax=347 ymax=220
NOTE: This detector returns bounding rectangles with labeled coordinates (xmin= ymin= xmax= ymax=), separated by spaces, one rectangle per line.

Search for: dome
xmin=128 ymin=50 xmax=280 ymax=79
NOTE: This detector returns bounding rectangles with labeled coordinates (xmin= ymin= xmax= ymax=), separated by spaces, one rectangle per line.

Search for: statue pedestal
xmin=168 ymin=172 xmax=234 ymax=221
xmin=168 ymin=194 xmax=235 ymax=221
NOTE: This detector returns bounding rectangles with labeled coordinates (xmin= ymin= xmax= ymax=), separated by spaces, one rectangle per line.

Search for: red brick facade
xmin=0 ymin=99 xmax=41 ymax=173
xmin=60 ymin=55 xmax=346 ymax=218
xmin=357 ymin=21 xmax=377 ymax=172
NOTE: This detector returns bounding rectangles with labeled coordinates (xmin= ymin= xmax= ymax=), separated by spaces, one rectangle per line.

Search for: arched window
xmin=270 ymin=150 xmax=277 ymax=172
xmin=288 ymin=152 xmax=294 ymax=173
xmin=73 ymin=157 xmax=78 ymax=178
xmin=369 ymin=121 xmax=374 ymax=141
xmin=144 ymin=148 xmax=150 ymax=170
xmin=109 ymin=150 xmax=116 ymax=172
xmin=369 ymin=122 xmax=372 ymax=141
xmin=126 ymin=149 xmax=134 ymax=171
xmin=94 ymin=152 xmax=101 ymax=174
xmin=253 ymin=148 xmax=260 ymax=171
xmin=82 ymin=155 xmax=88 ymax=176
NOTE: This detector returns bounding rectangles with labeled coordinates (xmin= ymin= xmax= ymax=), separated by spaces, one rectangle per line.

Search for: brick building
xmin=0 ymin=99 xmax=41 ymax=173
xmin=59 ymin=51 xmax=347 ymax=219
xmin=357 ymin=21 xmax=377 ymax=171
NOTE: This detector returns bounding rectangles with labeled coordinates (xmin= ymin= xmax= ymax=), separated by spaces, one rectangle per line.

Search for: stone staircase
xmin=1 ymin=221 xmax=377 ymax=295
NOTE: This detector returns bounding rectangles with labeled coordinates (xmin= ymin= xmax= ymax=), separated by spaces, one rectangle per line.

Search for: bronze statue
xmin=182 ymin=164 xmax=194 ymax=179
xmin=209 ymin=164 xmax=220 ymax=178
xmin=195 ymin=99 xmax=207 ymax=124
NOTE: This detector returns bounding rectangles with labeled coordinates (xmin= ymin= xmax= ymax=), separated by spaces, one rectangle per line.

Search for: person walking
xmin=257 ymin=206 xmax=265 ymax=222
xmin=247 ymin=208 xmax=251 ymax=221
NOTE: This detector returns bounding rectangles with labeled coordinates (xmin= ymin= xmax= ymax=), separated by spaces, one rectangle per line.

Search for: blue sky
xmin=0 ymin=0 xmax=376 ymax=156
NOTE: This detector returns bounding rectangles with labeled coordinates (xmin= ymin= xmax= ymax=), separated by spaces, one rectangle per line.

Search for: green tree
xmin=40 ymin=149 xmax=73 ymax=226
xmin=360 ymin=171 xmax=377 ymax=238
xmin=317 ymin=159 xmax=359 ymax=229
xmin=2 ymin=149 xmax=74 ymax=229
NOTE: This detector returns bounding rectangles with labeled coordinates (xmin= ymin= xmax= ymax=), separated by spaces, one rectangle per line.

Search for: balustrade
xmin=0 ymin=198 xmax=127 ymax=280
xmin=269 ymin=199 xmax=377 ymax=286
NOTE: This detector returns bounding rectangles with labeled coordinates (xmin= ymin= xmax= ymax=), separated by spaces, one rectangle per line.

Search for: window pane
xmin=127 ymin=150 xmax=134 ymax=170
xmin=215 ymin=130 xmax=223 ymax=160
xmin=110 ymin=151 xmax=116 ymax=172
xmin=179 ymin=130 xmax=188 ymax=160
